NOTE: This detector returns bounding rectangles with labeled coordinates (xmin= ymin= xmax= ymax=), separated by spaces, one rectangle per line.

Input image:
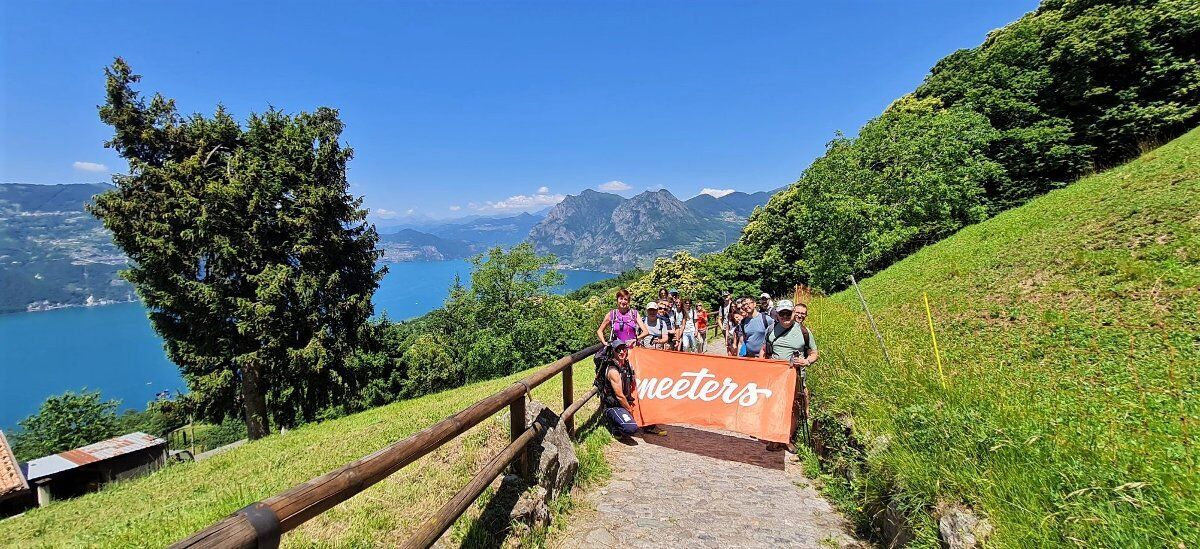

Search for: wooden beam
xmin=171 ymin=344 xmax=602 ymax=549
xmin=400 ymin=387 xmax=599 ymax=549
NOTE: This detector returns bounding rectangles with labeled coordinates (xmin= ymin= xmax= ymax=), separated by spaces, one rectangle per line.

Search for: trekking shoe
xmin=644 ymin=425 xmax=667 ymax=436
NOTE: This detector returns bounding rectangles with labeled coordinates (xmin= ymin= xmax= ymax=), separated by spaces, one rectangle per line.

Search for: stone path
xmin=556 ymin=425 xmax=864 ymax=548
xmin=558 ymin=338 xmax=864 ymax=547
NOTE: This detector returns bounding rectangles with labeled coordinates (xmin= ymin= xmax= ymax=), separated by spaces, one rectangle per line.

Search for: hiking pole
xmin=850 ymin=274 xmax=893 ymax=368
xmin=789 ymin=353 xmax=811 ymax=447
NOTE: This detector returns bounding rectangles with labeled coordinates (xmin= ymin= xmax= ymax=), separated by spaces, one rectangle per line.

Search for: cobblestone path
xmin=558 ymin=338 xmax=863 ymax=548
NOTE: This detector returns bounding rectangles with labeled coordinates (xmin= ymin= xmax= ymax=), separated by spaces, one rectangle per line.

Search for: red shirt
xmin=696 ymin=310 xmax=708 ymax=331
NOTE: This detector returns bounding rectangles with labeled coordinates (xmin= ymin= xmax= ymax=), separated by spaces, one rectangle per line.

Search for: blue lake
xmin=0 ymin=260 xmax=610 ymax=430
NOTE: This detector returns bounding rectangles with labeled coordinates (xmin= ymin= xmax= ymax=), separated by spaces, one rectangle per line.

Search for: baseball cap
xmin=776 ymin=299 xmax=795 ymax=312
xmin=721 ymin=290 xmax=731 ymax=296
xmin=644 ymin=301 xmax=659 ymax=310
xmin=608 ymin=339 xmax=628 ymax=350
xmin=669 ymin=288 xmax=679 ymax=295
xmin=759 ymin=292 xmax=771 ymax=299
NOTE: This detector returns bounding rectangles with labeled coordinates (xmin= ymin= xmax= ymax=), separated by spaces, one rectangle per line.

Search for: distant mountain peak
xmin=526 ymin=186 xmax=777 ymax=270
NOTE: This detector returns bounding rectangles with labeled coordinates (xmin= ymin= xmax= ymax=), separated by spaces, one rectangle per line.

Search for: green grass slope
xmin=0 ymin=363 xmax=612 ymax=548
xmin=806 ymin=127 xmax=1199 ymax=546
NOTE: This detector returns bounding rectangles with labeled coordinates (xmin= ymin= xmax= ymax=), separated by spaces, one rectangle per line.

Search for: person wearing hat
xmin=599 ymin=339 xmax=640 ymax=437
xmin=637 ymin=300 xmax=669 ymax=349
xmin=767 ymin=300 xmax=819 ymax=451
xmin=758 ymin=292 xmax=778 ymax=321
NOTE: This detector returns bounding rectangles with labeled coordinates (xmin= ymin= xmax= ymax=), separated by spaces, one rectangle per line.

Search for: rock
xmin=871 ymin=499 xmax=915 ymax=549
xmin=510 ymin=485 xmax=551 ymax=530
xmin=523 ymin=400 xmax=580 ymax=500
xmin=936 ymin=503 xmax=993 ymax=549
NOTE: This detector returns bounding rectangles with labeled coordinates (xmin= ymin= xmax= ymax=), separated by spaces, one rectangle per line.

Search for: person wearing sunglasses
xmin=766 ymin=299 xmax=818 ymax=452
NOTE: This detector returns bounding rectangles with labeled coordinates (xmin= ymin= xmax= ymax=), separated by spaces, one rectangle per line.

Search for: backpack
xmin=641 ymin=315 xmax=666 ymax=347
xmin=607 ymin=308 xmax=637 ymax=339
xmin=766 ymin=323 xmax=811 ymax=359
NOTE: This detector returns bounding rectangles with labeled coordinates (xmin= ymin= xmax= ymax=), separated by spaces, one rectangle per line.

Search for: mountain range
xmin=528 ymin=189 xmax=776 ymax=270
xmin=0 ymin=183 xmax=774 ymax=312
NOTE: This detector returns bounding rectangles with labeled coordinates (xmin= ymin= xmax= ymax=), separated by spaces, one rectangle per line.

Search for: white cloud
xmin=598 ymin=180 xmax=631 ymax=192
xmin=405 ymin=208 xmax=414 ymax=215
xmin=448 ymin=205 xmax=462 ymax=211
xmin=700 ymin=188 xmax=735 ymax=198
xmin=73 ymin=161 xmax=108 ymax=173
xmin=472 ymin=187 xmax=565 ymax=213
xmin=374 ymin=208 xmax=401 ymax=219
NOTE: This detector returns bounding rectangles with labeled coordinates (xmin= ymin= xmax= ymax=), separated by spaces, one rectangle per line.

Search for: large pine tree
xmin=90 ymin=58 xmax=384 ymax=439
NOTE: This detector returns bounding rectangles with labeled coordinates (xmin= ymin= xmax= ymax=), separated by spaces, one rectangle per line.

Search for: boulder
xmin=522 ymin=400 xmax=579 ymax=500
xmin=936 ymin=503 xmax=993 ymax=549
xmin=871 ymin=499 xmax=915 ymax=549
xmin=510 ymin=485 xmax=551 ymax=530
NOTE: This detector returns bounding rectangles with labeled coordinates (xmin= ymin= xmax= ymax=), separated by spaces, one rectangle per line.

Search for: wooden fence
xmin=171 ymin=343 xmax=603 ymax=549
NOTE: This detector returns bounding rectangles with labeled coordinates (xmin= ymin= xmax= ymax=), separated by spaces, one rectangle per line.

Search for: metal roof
xmin=0 ymin=430 xmax=30 ymax=498
xmin=23 ymin=432 xmax=167 ymax=482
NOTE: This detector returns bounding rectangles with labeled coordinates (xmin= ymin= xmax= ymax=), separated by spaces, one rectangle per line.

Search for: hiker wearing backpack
xmin=695 ymin=304 xmax=709 ymax=353
xmin=597 ymin=288 xmax=640 ymax=346
xmin=739 ymin=296 xmax=775 ymax=358
xmin=596 ymin=339 xmax=639 ymax=436
xmin=639 ymin=301 xmax=669 ymax=349
xmin=767 ymin=300 xmax=819 ymax=452
xmin=758 ymin=292 xmax=778 ymax=322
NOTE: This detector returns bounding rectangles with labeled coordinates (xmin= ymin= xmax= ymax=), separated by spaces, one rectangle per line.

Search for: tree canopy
xmin=10 ymin=391 xmax=119 ymax=462
xmin=723 ymin=0 xmax=1199 ymax=295
xmin=90 ymin=58 xmax=383 ymax=439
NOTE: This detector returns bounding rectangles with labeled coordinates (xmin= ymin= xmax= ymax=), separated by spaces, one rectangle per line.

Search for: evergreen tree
xmin=89 ymin=58 xmax=383 ymax=439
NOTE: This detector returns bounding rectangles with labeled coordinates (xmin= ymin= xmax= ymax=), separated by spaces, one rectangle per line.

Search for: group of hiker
xmin=594 ymin=286 xmax=819 ymax=452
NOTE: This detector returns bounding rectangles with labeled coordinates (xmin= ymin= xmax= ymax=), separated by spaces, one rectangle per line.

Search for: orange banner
xmin=627 ymin=348 xmax=796 ymax=443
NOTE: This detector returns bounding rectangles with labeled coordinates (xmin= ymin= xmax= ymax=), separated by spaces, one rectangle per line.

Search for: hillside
xmin=803 ymin=128 xmax=1199 ymax=546
xmin=377 ymin=228 xmax=476 ymax=261
xmin=427 ymin=212 xmax=543 ymax=247
xmin=529 ymin=189 xmax=764 ymax=270
xmin=0 ymin=183 xmax=133 ymax=313
xmin=0 ymin=360 xmax=611 ymax=547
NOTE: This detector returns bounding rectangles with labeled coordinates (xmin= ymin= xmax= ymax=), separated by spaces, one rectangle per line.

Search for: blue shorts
xmin=604 ymin=407 xmax=638 ymax=435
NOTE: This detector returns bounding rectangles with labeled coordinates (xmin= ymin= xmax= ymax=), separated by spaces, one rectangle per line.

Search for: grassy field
xmin=0 ymin=361 xmax=612 ymax=548
xmin=804 ymin=128 xmax=1199 ymax=546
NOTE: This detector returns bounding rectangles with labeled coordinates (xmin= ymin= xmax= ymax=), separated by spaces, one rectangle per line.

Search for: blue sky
xmin=1 ymin=1 xmax=1039 ymax=221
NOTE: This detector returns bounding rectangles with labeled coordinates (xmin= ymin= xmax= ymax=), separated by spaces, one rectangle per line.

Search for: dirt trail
xmin=556 ymin=341 xmax=864 ymax=548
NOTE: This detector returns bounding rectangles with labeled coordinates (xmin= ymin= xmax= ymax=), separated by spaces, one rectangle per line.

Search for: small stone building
xmin=20 ymin=432 xmax=168 ymax=506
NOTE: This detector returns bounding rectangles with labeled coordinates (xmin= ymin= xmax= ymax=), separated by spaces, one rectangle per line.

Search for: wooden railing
xmin=171 ymin=343 xmax=603 ymax=549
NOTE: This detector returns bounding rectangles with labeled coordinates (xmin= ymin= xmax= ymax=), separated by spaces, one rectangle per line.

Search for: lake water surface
xmin=0 ymin=260 xmax=609 ymax=430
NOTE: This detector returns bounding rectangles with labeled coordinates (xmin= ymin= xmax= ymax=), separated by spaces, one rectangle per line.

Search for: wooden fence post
xmin=509 ymin=398 xmax=528 ymax=479
xmin=562 ymin=367 xmax=574 ymax=435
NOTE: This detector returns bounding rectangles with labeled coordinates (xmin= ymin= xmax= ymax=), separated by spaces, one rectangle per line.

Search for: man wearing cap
xmin=767 ymin=300 xmax=819 ymax=451
xmin=638 ymin=301 xmax=669 ymax=349
xmin=758 ymin=292 xmax=778 ymax=321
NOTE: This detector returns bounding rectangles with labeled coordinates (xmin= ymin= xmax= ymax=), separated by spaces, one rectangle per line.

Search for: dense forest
xmin=727 ymin=0 xmax=1199 ymax=293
